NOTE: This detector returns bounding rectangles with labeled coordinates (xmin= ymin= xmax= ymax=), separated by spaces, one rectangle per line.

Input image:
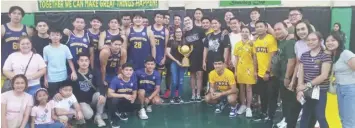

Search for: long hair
xmin=173 ymin=27 xmax=185 ymax=45
xmin=307 ymin=31 xmax=324 ymax=50
xmin=294 ymin=20 xmax=314 ymax=40
xmin=328 ymin=32 xmax=345 ymax=63
xmin=11 ymin=74 xmax=28 ymax=91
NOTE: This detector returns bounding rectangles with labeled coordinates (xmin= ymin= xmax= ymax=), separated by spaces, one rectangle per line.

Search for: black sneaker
xmin=110 ymin=119 xmax=120 ymax=128
xmin=116 ymin=112 xmax=128 ymax=121
xmin=195 ymin=95 xmax=202 ymax=102
xmin=190 ymin=95 xmax=196 ymax=102
xmin=253 ymin=113 xmax=267 ymax=122
xmin=175 ymin=96 xmax=184 ymax=104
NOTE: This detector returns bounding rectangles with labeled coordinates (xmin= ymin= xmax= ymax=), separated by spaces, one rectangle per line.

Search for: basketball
xmin=181 ymin=45 xmax=190 ymax=54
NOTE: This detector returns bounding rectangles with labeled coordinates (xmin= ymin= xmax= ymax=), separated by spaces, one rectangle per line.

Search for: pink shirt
xmin=31 ymin=100 xmax=55 ymax=124
xmin=3 ymin=52 xmax=46 ymax=86
xmin=1 ymin=91 xmax=33 ymax=120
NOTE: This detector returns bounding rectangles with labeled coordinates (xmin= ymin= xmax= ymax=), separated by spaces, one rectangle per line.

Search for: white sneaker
xmin=138 ymin=108 xmax=149 ymax=120
xmin=245 ymin=108 xmax=253 ymax=118
xmin=101 ymin=113 xmax=108 ymax=120
xmin=315 ymin=121 xmax=320 ymax=128
xmin=95 ymin=115 xmax=106 ymax=127
xmin=146 ymin=105 xmax=152 ymax=112
xmin=237 ymin=105 xmax=247 ymax=115
xmin=277 ymin=118 xmax=286 ymax=127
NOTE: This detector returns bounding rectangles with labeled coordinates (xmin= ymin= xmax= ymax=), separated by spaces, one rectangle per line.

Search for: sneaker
xmin=229 ymin=107 xmax=237 ymax=117
xmin=195 ymin=95 xmax=202 ymax=102
xmin=163 ymin=89 xmax=170 ymax=99
xmin=245 ymin=108 xmax=253 ymax=118
xmin=146 ymin=105 xmax=152 ymax=112
xmin=237 ymin=105 xmax=247 ymax=115
xmin=170 ymin=98 xmax=175 ymax=104
xmin=215 ymin=101 xmax=226 ymax=113
xmin=94 ymin=115 xmax=106 ymax=127
xmin=276 ymin=118 xmax=286 ymax=127
xmin=190 ymin=95 xmax=196 ymax=102
xmin=101 ymin=113 xmax=108 ymax=120
xmin=110 ymin=119 xmax=120 ymax=128
xmin=176 ymin=96 xmax=184 ymax=104
xmin=138 ymin=108 xmax=149 ymax=120
xmin=253 ymin=113 xmax=266 ymax=122
xmin=315 ymin=121 xmax=320 ymax=128
xmin=116 ymin=112 xmax=128 ymax=121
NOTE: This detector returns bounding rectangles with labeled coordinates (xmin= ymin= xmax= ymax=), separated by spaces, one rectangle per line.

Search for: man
xmin=149 ymin=11 xmax=169 ymax=73
xmin=65 ymin=16 xmax=94 ymax=69
xmin=72 ymin=53 xmax=107 ymax=127
xmin=273 ymin=22 xmax=299 ymax=128
xmin=99 ymin=17 xmax=124 ymax=50
xmin=120 ymin=13 xmax=132 ymax=36
xmin=31 ymin=20 xmax=50 ymax=57
xmin=142 ymin=16 xmax=150 ymax=27
xmin=247 ymin=7 xmax=275 ymax=36
xmin=287 ymin=8 xmax=316 ymax=37
xmin=205 ymin=57 xmax=238 ymax=117
xmin=136 ymin=56 xmax=162 ymax=119
xmin=1 ymin=6 xmax=33 ymax=68
xmin=193 ymin=8 xmax=203 ymax=27
xmin=183 ymin=16 xmax=206 ymax=101
xmin=100 ymin=35 xmax=127 ymax=86
xmin=164 ymin=13 xmax=170 ymax=28
xmin=127 ymin=12 xmax=156 ymax=70
xmin=253 ymin=21 xmax=278 ymax=122
xmin=201 ymin=17 xmax=213 ymax=35
xmin=228 ymin=18 xmax=243 ymax=69
xmin=107 ymin=63 xmax=139 ymax=127
xmin=202 ymin=18 xmax=231 ymax=102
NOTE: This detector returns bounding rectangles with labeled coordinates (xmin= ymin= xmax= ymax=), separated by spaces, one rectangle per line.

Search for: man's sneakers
xmin=245 ymin=108 xmax=253 ymax=118
xmin=237 ymin=105 xmax=247 ymax=115
xmin=115 ymin=112 xmax=128 ymax=121
xmin=138 ymin=108 xmax=149 ymax=120
xmin=110 ymin=116 xmax=120 ymax=128
xmin=276 ymin=118 xmax=287 ymax=128
xmin=171 ymin=97 xmax=183 ymax=104
xmin=229 ymin=106 xmax=237 ymax=117
xmin=94 ymin=115 xmax=106 ymax=127
xmin=146 ymin=105 xmax=152 ymax=112
xmin=215 ymin=101 xmax=226 ymax=113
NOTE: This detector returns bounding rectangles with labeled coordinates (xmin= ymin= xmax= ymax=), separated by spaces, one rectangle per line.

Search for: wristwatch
xmin=306 ymin=82 xmax=312 ymax=88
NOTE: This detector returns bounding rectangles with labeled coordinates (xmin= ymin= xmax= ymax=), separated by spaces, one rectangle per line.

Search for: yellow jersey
xmin=209 ymin=68 xmax=236 ymax=92
xmin=253 ymin=34 xmax=277 ymax=77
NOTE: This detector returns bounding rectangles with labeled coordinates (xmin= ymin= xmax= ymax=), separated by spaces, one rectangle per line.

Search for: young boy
xmin=54 ymin=80 xmax=83 ymax=126
xmin=204 ymin=57 xmax=238 ymax=117
xmin=44 ymin=28 xmax=77 ymax=98
xmin=107 ymin=63 xmax=138 ymax=128
xmin=136 ymin=56 xmax=162 ymax=119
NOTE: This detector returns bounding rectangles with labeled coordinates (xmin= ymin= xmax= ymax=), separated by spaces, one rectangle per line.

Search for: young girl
xmin=31 ymin=88 xmax=64 ymax=128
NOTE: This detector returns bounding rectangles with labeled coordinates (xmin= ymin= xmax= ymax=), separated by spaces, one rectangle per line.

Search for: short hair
xmin=154 ymin=11 xmax=164 ymax=17
xmin=211 ymin=17 xmax=222 ymax=24
xmin=201 ymin=17 xmax=210 ymax=22
xmin=35 ymin=20 xmax=48 ymax=26
xmin=194 ymin=8 xmax=203 ymax=13
xmin=251 ymin=7 xmax=260 ymax=14
xmin=9 ymin=6 xmax=25 ymax=17
xmin=73 ymin=15 xmax=85 ymax=22
xmin=164 ymin=12 xmax=170 ymax=17
xmin=213 ymin=56 xmax=224 ymax=63
xmin=110 ymin=35 xmax=124 ymax=44
xmin=11 ymin=74 xmax=28 ymax=90
xmin=121 ymin=12 xmax=131 ymax=18
xmin=289 ymin=8 xmax=303 ymax=13
xmin=109 ymin=17 xmax=119 ymax=23
xmin=145 ymin=56 xmax=156 ymax=63
xmin=91 ymin=15 xmax=102 ymax=23
xmin=60 ymin=80 xmax=74 ymax=89
xmin=77 ymin=53 xmax=90 ymax=60
xmin=122 ymin=63 xmax=134 ymax=70
xmin=229 ymin=17 xmax=239 ymax=23
xmin=255 ymin=20 xmax=268 ymax=28
xmin=184 ymin=16 xmax=192 ymax=20
xmin=49 ymin=28 xmax=62 ymax=34
xmin=240 ymin=26 xmax=251 ymax=32
xmin=133 ymin=12 xmax=144 ymax=18
xmin=275 ymin=21 xmax=288 ymax=28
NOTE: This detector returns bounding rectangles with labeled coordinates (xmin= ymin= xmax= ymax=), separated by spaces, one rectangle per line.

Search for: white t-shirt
xmin=31 ymin=100 xmax=55 ymax=124
xmin=229 ymin=33 xmax=254 ymax=66
xmin=54 ymin=94 xmax=78 ymax=111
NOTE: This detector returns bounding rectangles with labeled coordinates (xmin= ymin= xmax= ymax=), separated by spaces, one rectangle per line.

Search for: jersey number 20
xmin=134 ymin=42 xmax=142 ymax=49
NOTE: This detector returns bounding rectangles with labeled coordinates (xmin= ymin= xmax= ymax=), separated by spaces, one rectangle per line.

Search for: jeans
xmin=35 ymin=122 xmax=64 ymax=128
xmin=253 ymin=76 xmax=279 ymax=119
xmin=170 ymin=61 xmax=187 ymax=97
xmin=80 ymin=92 xmax=106 ymax=120
xmin=280 ymin=81 xmax=302 ymax=128
xmin=300 ymin=88 xmax=329 ymax=128
xmin=26 ymin=84 xmax=41 ymax=96
xmin=337 ymin=84 xmax=355 ymax=128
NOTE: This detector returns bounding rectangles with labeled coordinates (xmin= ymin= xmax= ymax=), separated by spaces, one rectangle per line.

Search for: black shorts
xmin=156 ymin=64 xmax=165 ymax=70
xmin=189 ymin=57 xmax=203 ymax=72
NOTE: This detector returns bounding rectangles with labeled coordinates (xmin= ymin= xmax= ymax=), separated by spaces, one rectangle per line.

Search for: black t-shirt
xmin=72 ymin=70 xmax=106 ymax=103
xmin=31 ymin=35 xmax=50 ymax=57
xmin=167 ymin=40 xmax=184 ymax=63
xmin=184 ymin=27 xmax=206 ymax=59
xmin=204 ymin=32 xmax=231 ymax=63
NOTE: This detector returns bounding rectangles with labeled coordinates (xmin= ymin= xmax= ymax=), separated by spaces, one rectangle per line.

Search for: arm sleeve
xmin=36 ymin=54 xmax=47 ymax=69
xmin=64 ymin=46 xmax=73 ymax=59
xmin=1 ymin=93 xmax=7 ymax=104
xmin=321 ymin=52 xmax=332 ymax=63
xmin=109 ymin=78 xmax=117 ymax=91
xmin=30 ymin=107 xmax=36 ymax=117
xmin=204 ymin=35 xmax=209 ymax=48
xmin=132 ymin=80 xmax=138 ymax=91
xmin=228 ymin=72 xmax=236 ymax=86
xmin=342 ymin=50 xmax=355 ymax=63
xmin=208 ymin=72 xmax=215 ymax=84
xmin=155 ymin=72 xmax=162 ymax=86
xmin=223 ymin=35 xmax=231 ymax=48
xmin=3 ymin=54 xmax=13 ymax=71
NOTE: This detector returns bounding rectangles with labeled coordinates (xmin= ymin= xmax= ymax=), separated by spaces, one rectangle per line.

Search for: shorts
xmin=188 ymin=56 xmax=203 ymax=72
xmin=156 ymin=64 xmax=165 ymax=70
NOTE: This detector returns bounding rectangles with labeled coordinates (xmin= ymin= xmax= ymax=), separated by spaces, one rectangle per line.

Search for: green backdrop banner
xmin=22 ymin=13 xmax=35 ymax=27
xmin=38 ymin=0 xmax=159 ymax=11
xmin=331 ymin=8 xmax=352 ymax=49
xmin=219 ymin=0 xmax=281 ymax=7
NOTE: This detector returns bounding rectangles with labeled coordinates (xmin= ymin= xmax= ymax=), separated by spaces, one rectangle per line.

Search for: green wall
xmin=22 ymin=13 xmax=35 ymax=27
xmin=331 ymin=7 xmax=352 ymax=49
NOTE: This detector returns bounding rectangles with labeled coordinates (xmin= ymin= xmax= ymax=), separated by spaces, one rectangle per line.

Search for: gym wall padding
xmin=351 ymin=6 xmax=355 ymax=52
xmin=331 ymin=7 xmax=352 ymax=50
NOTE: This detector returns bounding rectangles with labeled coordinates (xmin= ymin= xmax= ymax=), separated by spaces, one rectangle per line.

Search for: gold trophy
xmin=178 ymin=45 xmax=193 ymax=67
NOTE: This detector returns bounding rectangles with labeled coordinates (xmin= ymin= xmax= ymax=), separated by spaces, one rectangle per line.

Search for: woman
xmin=325 ymin=32 xmax=355 ymax=128
xmin=166 ymin=27 xmax=187 ymax=104
xmin=234 ymin=27 xmax=256 ymax=118
xmin=297 ymin=32 xmax=331 ymax=128
xmin=3 ymin=36 xmax=47 ymax=95
xmin=331 ymin=23 xmax=346 ymax=42
xmin=1 ymin=74 xmax=34 ymax=128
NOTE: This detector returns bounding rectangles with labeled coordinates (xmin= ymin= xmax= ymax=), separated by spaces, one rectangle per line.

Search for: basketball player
xmin=143 ymin=16 xmax=150 ymax=27
xmin=127 ymin=12 xmax=156 ymax=70
xmin=205 ymin=57 xmax=238 ymax=117
xmin=1 ymin=6 xmax=33 ymax=68
xmin=136 ymin=56 xmax=162 ymax=119
xmin=100 ymin=36 xmax=127 ymax=86
xmin=120 ymin=13 xmax=132 ymax=36
xmin=164 ymin=13 xmax=170 ymax=28
xmin=193 ymin=8 xmax=203 ymax=27
xmin=99 ymin=17 xmax=126 ymax=50
xmin=149 ymin=11 xmax=169 ymax=73
xmin=65 ymin=16 xmax=94 ymax=69
xmin=183 ymin=16 xmax=205 ymax=101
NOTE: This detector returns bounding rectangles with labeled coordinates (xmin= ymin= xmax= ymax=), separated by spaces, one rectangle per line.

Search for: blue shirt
xmin=135 ymin=69 xmax=161 ymax=93
xmin=109 ymin=76 xmax=138 ymax=95
xmin=43 ymin=44 xmax=73 ymax=82
xmin=151 ymin=26 xmax=166 ymax=64
xmin=66 ymin=32 xmax=91 ymax=62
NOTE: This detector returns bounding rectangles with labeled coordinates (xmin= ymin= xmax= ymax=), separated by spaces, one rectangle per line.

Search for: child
xmin=54 ymin=80 xmax=84 ymax=127
xmin=31 ymin=88 xmax=64 ymax=128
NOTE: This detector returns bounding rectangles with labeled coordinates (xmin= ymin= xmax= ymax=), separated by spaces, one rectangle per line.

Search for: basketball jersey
xmin=1 ymin=24 xmax=27 ymax=66
xmin=104 ymin=30 xmax=120 ymax=45
xmin=135 ymin=69 xmax=161 ymax=93
xmin=106 ymin=49 xmax=121 ymax=75
xmin=66 ymin=32 xmax=91 ymax=62
xmin=87 ymin=30 xmax=100 ymax=67
xmin=128 ymin=27 xmax=151 ymax=70
xmin=151 ymin=26 xmax=166 ymax=64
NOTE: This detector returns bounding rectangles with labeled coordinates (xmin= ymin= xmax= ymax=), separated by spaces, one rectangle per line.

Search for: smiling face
xmin=133 ymin=16 xmax=143 ymax=26
xmin=73 ymin=18 xmax=85 ymax=31
xmin=274 ymin=23 xmax=288 ymax=40
xmin=108 ymin=19 xmax=120 ymax=30
xmin=229 ymin=19 xmax=240 ymax=32
xmin=325 ymin=35 xmax=339 ymax=51
xmin=306 ymin=33 xmax=321 ymax=50
xmin=296 ymin=22 xmax=309 ymax=40
xmin=289 ymin=10 xmax=302 ymax=24
xmin=13 ymin=76 xmax=27 ymax=93
xmin=36 ymin=90 xmax=49 ymax=104
xmin=36 ymin=22 xmax=49 ymax=34
xmin=255 ymin=22 xmax=267 ymax=36
xmin=9 ymin=9 xmax=23 ymax=23
xmin=194 ymin=10 xmax=203 ymax=21
xmin=19 ymin=38 xmax=32 ymax=54
xmin=90 ymin=19 xmax=102 ymax=30
xmin=250 ymin=11 xmax=260 ymax=21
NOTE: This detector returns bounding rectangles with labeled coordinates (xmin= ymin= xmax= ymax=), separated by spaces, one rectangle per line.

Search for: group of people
xmin=1 ymin=5 xmax=355 ymax=128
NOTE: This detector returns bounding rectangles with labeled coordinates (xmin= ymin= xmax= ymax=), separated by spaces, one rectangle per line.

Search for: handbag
xmin=1 ymin=53 xmax=34 ymax=93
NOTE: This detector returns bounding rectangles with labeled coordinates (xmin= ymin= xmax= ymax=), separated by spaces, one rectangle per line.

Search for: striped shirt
xmin=300 ymin=50 xmax=332 ymax=86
